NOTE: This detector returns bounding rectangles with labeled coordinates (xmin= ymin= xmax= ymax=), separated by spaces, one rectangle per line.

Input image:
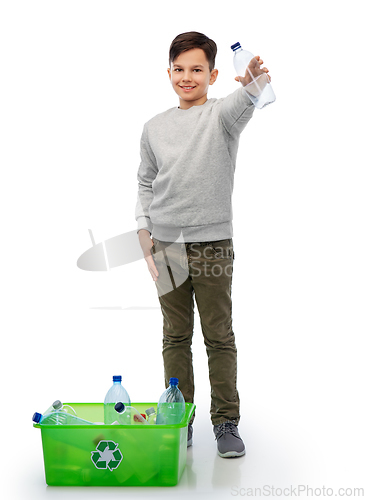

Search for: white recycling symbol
xmin=91 ymin=440 xmax=123 ymax=471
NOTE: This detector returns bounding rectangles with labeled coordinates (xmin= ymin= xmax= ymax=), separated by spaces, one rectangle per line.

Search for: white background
xmin=1 ymin=1 xmax=364 ymax=499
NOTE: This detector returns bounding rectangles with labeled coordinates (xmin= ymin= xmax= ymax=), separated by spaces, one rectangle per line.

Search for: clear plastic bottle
xmin=32 ymin=411 xmax=94 ymax=425
xmin=156 ymin=377 xmax=185 ymax=425
xmin=44 ymin=400 xmax=77 ymax=416
xmin=113 ymin=402 xmax=148 ymax=425
xmin=104 ymin=375 xmax=131 ymax=424
xmin=231 ymin=42 xmax=275 ymax=109
xmin=145 ymin=407 xmax=157 ymax=425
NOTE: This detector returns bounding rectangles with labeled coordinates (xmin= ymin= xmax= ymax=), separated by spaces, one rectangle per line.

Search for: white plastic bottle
xmin=231 ymin=42 xmax=275 ymax=109
xmin=32 ymin=411 xmax=94 ymax=425
xmin=156 ymin=377 xmax=185 ymax=425
xmin=145 ymin=407 xmax=157 ymax=424
xmin=44 ymin=400 xmax=77 ymax=416
xmin=113 ymin=402 xmax=149 ymax=425
xmin=104 ymin=375 xmax=131 ymax=424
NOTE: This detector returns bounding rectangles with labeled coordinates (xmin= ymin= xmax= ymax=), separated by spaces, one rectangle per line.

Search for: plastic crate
xmin=33 ymin=402 xmax=195 ymax=486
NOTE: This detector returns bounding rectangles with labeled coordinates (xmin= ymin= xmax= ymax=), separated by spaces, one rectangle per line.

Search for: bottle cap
xmin=145 ymin=407 xmax=156 ymax=416
xmin=52 ymin=400 xmax=62 ymax=410
xmin=230 ymin=42 xmax=241 ymax=51
xmin=32 ymin=412 xmax=42 ymax=423
xmin=114 ymin=402 xmax=125 ymax=413
xmin=169 ymin=377 xmax=179 ymax=386
xmin=113 ymin=375 xmax=122 ymax=382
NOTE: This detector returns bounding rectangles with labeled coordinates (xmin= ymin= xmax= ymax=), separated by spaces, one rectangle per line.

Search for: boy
xmin=135 ymin=32 xmax=271 ymax=457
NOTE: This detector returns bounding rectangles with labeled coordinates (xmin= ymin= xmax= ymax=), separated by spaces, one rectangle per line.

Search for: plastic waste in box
xmin=44 ymin=400 xmax=77 ymax=416
xmin=104 ymin=375 xmax=131 ymax=424
xmin=113 ymin=402 xmax=148 ymax=425
xmin=33 ymin=401 xmax=195 ymax=486
xmin=156 ymin=377 xmax=185 ymax=425
xmin=32 ymin=411 xmax=94 ymax=426
xmin=145 ymin=406 xmax=157 ymax=424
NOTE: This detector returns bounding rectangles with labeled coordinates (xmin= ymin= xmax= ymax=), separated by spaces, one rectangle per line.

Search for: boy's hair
xmin=169 ymin=32 xmax=217 ymax=72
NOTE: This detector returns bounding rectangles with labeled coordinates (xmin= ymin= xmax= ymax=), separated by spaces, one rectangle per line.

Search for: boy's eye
xmin=173 ymin=68 xmax=202 ymax=72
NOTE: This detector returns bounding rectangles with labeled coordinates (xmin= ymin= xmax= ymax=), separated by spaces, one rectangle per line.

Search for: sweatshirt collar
xmin=177 ymin=99 xmax=211 ymax=111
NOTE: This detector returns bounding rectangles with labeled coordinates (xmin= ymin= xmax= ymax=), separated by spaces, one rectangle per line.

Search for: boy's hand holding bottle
xmin=234 ymin=55 xmax=271 ymax=87
xmin=231 ymin=42 xmax=275 ymax=108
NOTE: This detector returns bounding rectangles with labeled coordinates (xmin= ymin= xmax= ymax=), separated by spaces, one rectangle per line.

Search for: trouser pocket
xmin=210 ymin=239 xmax=234 ymax=259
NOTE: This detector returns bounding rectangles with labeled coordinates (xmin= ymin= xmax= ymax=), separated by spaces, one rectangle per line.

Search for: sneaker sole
xmin=218 ymin=449 xmax=246 ymax=458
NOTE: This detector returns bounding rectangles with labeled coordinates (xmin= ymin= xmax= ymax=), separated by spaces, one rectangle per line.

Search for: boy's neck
xmin=178 ymin=94 xmax=208 ymax=110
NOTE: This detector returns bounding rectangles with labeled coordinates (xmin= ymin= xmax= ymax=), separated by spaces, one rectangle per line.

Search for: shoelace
xmin=214 ymin=421 xmax=239 ymax=440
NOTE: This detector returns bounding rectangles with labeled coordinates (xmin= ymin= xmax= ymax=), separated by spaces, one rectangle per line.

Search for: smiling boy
xmin=167 ymin=47 xmax=218 ymax=109
xmin=135 ymin=32 xmax=271 ymax=457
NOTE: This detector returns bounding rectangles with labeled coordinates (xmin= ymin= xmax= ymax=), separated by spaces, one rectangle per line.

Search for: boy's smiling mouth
xmin=179 ymin=85 xmax=196 ymax=91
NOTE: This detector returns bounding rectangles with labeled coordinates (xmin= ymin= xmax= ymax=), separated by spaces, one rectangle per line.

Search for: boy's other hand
xmin=235 ymin=55 xmax=271 ymax=87
xmin=138 ymin=229 xmax=159 ymax=282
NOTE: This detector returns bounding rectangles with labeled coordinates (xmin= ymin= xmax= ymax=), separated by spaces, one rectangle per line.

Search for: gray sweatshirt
xmin=135 ymin=86 xmax=255 ymax=242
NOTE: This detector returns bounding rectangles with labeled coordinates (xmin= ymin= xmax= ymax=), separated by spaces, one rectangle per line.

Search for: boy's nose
xmin=182 ymin=72 xmax=192 ymax=81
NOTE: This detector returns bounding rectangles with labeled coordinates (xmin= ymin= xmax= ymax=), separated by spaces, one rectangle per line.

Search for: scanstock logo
xmin=77 ymin=229 xmax=189 ymax=297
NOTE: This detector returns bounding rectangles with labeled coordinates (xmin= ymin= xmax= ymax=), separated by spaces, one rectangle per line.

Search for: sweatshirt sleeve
xmin=135 ymin=124 xmax=158 ymax=235
xmin=219 ymin=86 xmax=255 ymax=139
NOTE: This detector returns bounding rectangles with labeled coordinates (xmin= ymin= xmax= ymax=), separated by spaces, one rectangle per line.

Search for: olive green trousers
xmin=151 ymin=237 xmax=240 ymax=426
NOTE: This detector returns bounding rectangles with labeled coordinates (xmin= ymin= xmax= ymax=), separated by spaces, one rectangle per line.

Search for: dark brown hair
xmin=169 ymin=32 xmax=217 ymax=72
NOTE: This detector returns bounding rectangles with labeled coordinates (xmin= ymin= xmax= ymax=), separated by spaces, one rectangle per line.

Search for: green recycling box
xmin=33 ymin=402 xmax=195 ymax=486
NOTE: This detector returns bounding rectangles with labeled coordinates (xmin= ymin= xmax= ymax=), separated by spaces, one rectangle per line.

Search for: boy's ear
xmin=210 ymin=69 xmax=218 ymax=85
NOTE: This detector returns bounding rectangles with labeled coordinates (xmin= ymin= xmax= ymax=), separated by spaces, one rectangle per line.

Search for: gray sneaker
xmin=187 ymin=423 xmax=193 ymax=447
xmin=213 ymin=421 xmax=246 ymax=458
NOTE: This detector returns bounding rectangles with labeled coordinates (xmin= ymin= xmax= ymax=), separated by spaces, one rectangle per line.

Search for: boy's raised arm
xmin=135 ymin=124 xmax=158 ymax=235
xmin=220 ymin=54 xmax=271 ymax=137
xmin=219 ymin=86 xmax=255 ymax=139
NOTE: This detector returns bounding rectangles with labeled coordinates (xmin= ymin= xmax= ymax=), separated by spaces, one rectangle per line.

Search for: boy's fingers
xmin=149 ymin=266 xmax=158 ymax=281
xmin=151 ymin=263 xmax=159 ymax=277
xmin=150 ymin=269 xmax=158 ymax=282
xmin=145 ymin=254 xmax=159 ymax=280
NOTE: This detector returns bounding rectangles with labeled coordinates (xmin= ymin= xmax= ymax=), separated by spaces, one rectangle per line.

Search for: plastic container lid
xmin=52 ymin=400 xmax=62 ymax=410
xmin=114 ymin=402 xmax=125 ymax=413
xmin=145 ymin=407 xmax=156 ymax=416
xmin=32 ymin=412 xmax=42 ymax=423
xmin=169 ymin=377 xmax=179 ymax=386
xmin=231 ymin=42 xmax=241 ymax=51
xmin=113 ymin=375 xmax=122 ymax=382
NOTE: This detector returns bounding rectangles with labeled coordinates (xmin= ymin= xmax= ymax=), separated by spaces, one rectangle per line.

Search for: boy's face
xmin=167 ymin=48 xmax=218 ymax=109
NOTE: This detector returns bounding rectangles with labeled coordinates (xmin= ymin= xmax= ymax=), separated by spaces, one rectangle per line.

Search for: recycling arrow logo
xmin=91 ymin=440 xmax=123 ymax=471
